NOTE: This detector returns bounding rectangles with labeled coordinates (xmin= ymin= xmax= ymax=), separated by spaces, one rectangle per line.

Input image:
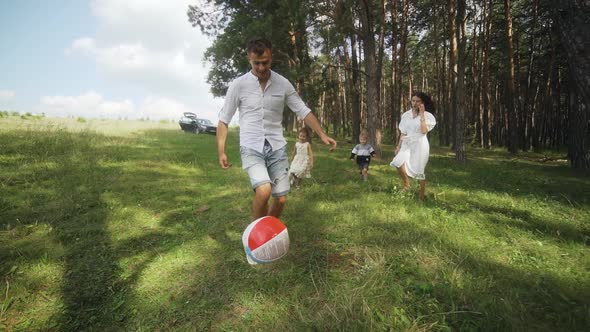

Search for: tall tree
xmin=554 ymin=0 xmax=590 ymax=168
xmin=448 ymin=0 xmax=458 ymax=149
xmin=397 ymin=0 xmax=410 ymax=143
xmin=504 ymin=0 xmax=518 ymax=153
xmin=480 ymin=0 xmax=493 ymax=149
xmin=453 ymin=0 xmax=467 ymax=161
xmin=358 ymin=0 xmax=387 ymax=156
xmin=350 ymin=33 xmax=362 ymax=143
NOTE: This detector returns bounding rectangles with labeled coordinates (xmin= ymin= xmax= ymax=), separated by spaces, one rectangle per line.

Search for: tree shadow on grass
xmin=0 ymin=128 xmax=237 ymax=330
xmin=425 ymin=147 xmax=590 ymax=208
xmin=4 ymin=127 xmax=586 ymax=330
xmin=468 ymin=198 xmax=588 ymax=245
xmin=0 ymin=129 xmax=127 ymax=330
xmin=362 ymin=214 xmax=589 ymax=331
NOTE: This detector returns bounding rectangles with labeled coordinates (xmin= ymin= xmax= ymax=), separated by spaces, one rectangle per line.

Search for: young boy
xmin=350 ymin=131 xmax=376 ymax=181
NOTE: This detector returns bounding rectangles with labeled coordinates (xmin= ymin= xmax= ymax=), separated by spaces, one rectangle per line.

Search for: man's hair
xmin=247 ymin=38 xmax=272 ymax=56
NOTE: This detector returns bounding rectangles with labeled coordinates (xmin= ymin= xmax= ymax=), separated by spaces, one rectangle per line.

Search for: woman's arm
xmin=395 ymin=129 xmax=405 ymax=154
xmin=419 ymin=104 xmax=428 ymax=134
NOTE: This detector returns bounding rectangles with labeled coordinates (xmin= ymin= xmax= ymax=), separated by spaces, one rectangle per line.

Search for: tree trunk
xmin=350 ymin=33 xmax=361 ymax=144
xmin=504 ymin=0 xmax=518 ymax=153
xmin=523 ymin=0 xmax=539 ymax=151
xmin=555 ymin=1 xmax=590 ymax=168
xmin=481 ymin=0 xmax=493 ymax=149
xmin=454 ymin=0 xmax=467 ymax=161
xmin=433 ymin=1 xmax=442 ymax=147
xmin=398 ymin=0 xmax=409 ymax=121
xmin=359 ymin=0 xmax=385 ymax=156
xmin=390 ymin=0 xmax=399 ymax=143
xmin=449 ymin=0 xmax=457 ymax=150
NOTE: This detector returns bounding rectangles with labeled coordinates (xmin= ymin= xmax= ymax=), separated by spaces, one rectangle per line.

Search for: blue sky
xmin=0 ymin=0 xmax=223 ymax=121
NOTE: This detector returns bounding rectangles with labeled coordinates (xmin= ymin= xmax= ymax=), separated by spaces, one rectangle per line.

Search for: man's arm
xmin=217 ymin=78 xmax=239 ymax=169
xmin=303 ymin=112 xmax=337 ymax=151
xmin=217 ymin=121 xmax=231 ymax=168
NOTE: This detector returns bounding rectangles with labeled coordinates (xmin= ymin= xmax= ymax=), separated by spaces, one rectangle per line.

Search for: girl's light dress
xmin=290 ymin=142 xmax=312 ymax=178
xmin=390 ymin=110 xmax=436 ymax=180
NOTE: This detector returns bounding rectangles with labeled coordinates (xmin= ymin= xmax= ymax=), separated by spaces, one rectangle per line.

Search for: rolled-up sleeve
xmin=284 ymin=81 xmax=311 ymax=120
xmin=219 ymin=80 xmax=239 ymax=124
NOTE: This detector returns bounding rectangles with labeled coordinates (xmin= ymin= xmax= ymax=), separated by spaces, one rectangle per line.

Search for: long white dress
xmin=290 ymin=142 xmax=312 ymax=178
xmin=390 ymin=110 xmax=436 ymax=180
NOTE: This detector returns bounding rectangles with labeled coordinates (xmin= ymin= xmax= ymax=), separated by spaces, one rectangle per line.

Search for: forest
xmin=188 ymin=0 xmax=589 ymax=168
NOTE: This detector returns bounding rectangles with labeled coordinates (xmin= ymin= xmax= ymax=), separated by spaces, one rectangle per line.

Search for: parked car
xmin=179 ymin=112 xmax=217 ymax=134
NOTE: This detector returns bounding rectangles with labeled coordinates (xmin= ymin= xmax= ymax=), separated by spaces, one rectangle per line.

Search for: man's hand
xmin=319 ymin=134 xmax=337 ymax=152
xmin=302 ymin=113 xmax=337 ymax=152
xmin=218 ymin=152 xmax=231 ymax=169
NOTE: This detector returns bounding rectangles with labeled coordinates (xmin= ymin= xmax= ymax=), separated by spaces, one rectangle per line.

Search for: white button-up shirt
xmin=219 ymin=70 xmax=312 ymax=153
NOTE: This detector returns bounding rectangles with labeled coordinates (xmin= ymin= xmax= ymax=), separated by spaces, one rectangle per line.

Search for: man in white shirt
xmin=217 ymin=38 xmax=337 ymax=219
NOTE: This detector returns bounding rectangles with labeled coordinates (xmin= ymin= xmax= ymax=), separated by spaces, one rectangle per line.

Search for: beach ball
xmin=242 ymin=216 xmax=289 ymax=265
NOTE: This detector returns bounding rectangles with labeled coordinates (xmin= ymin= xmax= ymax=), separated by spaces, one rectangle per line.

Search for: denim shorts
xmin=240 ymin=142 xmax=290 ymax=197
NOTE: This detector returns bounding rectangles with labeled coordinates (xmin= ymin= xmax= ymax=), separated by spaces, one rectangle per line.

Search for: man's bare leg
xmin=268 ymin=195 xmax=287 ymax=217
xmin=252 ymin=183 xmax=272 ymax=219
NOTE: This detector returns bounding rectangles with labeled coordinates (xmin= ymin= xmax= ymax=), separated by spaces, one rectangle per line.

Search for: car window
xmin=197 ymin=119 xmax=213 ymax=125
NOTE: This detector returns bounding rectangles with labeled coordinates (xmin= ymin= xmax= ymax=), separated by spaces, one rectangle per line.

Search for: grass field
xmin=1 ymin=116 xmax=589 ymax=331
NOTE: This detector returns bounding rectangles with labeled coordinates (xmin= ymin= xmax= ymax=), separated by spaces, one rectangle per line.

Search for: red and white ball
xmin=242 ymin=216 xmax=289 ymax=265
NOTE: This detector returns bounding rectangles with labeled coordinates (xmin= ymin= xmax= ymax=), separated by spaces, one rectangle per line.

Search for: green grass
xmin=1 ymin=116 xmax=588 ymax=331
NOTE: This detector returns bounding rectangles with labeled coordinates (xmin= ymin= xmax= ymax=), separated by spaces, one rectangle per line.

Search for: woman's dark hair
xmin=247 ymin=38 xmax=272 ymax=56
xmin=412 ymin=91 xmax=435 ymax=115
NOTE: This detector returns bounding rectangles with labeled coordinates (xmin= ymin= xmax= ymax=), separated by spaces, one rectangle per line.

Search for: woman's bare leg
xmin=397 ymin=164 xmax=411 ymax=190
xmin=419 ymin=179 xmax=426 ymax=200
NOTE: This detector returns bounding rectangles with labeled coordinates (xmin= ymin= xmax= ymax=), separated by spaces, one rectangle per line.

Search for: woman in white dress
xmin=289 ymin=127 xmax=314 ymax=188
xmin=390 ymin=92 xmax=436 ymax=200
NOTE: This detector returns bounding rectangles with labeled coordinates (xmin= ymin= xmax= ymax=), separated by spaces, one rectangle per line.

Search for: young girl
xmin=289 ymin=127 xmax=314 ymax=189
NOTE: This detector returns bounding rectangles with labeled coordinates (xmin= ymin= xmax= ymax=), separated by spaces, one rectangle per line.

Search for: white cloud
xmin=63 ymin=0 xmax=223 ymax=120
xmin=91 ymin=0 xmax=200 ymax=50
xmin=0 ymin=90 xmax=16 ymax=101
xmin=68 ymin=38 xmax=200 ymax=94
xmin=138 ymin=97 xmax=193 ymax=120
xmin=65 ymin=37 xmax=96 ymax=56
xmin=40 ymin=92 xmax=136 ymax=119
xmin=38 ymin=92 xmax=209 ymax=121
